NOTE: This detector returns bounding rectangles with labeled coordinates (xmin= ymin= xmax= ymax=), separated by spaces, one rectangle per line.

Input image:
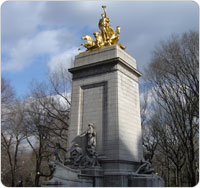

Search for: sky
xmin=1 ymin=1 xmax=199 ymax=98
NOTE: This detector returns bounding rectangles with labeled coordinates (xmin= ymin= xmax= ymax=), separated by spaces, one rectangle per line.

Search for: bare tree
xmin=144 ymin=30 xmax=199 ymax=186
xmin=140 ymin=87 xmax=158 ymax=161
xmin=23 ymin=98 xmax=55 ymax=186
xmin=151 ymin=109 xmax=185 ymax=186
xmin=29 ymin=66 xmax=71 ymax=149
xmin=1 ymin=77 xmax=15 ymax=105
xmin=1 ymin=78 xmax=26 ymax=186
xmin=22 ymin=67 xmax=71 ymax=186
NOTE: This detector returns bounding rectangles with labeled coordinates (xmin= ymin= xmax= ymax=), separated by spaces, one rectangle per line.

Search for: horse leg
xmin=78 ymin=44 xmax=83 ymax=50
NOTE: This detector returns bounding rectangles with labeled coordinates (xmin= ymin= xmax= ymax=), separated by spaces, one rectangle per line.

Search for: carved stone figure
xmin=135 ymin=159 xmax=155 ymax=174
xmin=80 ymin=123 xmax=97 ymax=156
xmin=82 ymin=154 xmax=92 ymax=168
xmin=65 ymin=123 xmax=100 ymax=169
xmin=135 ymin=145 xmax=155 ymax=174
xmin=70 ymin=144 xmax=84 ymax=167
xmin=54 ymin=142 xmax=62 ymax=163
xmin=48 ymin=161 xmax=56 ymax=170
xmin=91 ymin=152 xmax=100 ymax=167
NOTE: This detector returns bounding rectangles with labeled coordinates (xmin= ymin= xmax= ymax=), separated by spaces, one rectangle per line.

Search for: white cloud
xmin=2 ymin=28 xmax=79 ymax=72
xmin=2 ymin=1 xmax=45 ymax=49
xmin=48 ymin=49 xmax=78 ymax=72
xmin=2 ymin=30 xmax=59 ymax=71
xmin=2 ymin=1 xmax=80 ymax=72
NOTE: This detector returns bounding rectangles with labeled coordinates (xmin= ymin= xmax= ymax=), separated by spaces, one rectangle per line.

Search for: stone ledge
xmin=69 ymin=57 xmax=141 ymax=81
xmin=75 ymin=45 xmax=136 ymax=69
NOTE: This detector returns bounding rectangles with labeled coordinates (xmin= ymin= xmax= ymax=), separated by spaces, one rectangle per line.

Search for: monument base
xmin=103 ymin=171 xmax=164 ymax=187
xmin=42 ymin=161 xmax=164 ymax=187
xmin=128 ymin=174 xmax=164 ymax=187
xmin=42 ymin=162 xmax=93 ymax=187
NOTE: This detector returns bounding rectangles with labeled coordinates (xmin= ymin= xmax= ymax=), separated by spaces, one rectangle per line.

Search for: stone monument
xmin=43 ymin=5 xmax=164 ymax=187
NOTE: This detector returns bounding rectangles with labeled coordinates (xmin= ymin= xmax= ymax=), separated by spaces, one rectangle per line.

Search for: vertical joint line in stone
xmin=78 ymin=86 xmax=83 ymax=135
xmin=103 ymin=81 xmax=108 ymax=153
xmin=116 ymin=71 xmax=119 ymax=150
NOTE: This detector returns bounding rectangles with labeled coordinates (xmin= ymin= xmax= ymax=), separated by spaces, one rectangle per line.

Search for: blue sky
xmin=1 ymin=1 xmax=199 ymax=98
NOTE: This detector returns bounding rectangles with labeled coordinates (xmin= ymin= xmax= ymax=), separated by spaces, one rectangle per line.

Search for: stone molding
xmin=69 ymin=57 xmax=141 ymax=81
xmin=75 ymin=45 xmax=136 ymax=69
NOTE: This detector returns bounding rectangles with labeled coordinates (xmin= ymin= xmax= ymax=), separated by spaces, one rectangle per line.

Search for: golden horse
xmin=78 ymin=32 xmax=104 ymax=51
xmin=78 ymin=35 xmax=96 ymax=50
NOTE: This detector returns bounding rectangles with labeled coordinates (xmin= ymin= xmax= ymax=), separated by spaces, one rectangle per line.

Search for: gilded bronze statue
xmin=78 ymin=5 xmax=126 ymax=52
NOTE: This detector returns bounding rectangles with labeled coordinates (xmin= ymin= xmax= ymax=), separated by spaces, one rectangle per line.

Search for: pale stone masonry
xmin=68 ymin=45 xmax=143 ymax=171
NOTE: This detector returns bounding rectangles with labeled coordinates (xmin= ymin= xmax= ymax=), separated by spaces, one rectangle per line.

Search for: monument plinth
xmin=69 ymin=45 xmax=143 ymax=169
xmin=43 ymin=5 xmax=164 ymax=187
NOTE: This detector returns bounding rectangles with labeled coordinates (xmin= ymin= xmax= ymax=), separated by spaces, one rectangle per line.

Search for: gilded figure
xmin=78 ymin=5 xmax=126 ymax=52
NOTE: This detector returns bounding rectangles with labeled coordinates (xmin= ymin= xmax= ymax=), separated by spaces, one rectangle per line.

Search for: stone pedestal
xmin=68 ymin=45 xmax=143 ymax=171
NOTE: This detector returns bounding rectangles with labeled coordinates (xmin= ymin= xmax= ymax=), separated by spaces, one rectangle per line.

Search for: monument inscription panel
xmin=80 ymin=82 xmax=107 ymax=154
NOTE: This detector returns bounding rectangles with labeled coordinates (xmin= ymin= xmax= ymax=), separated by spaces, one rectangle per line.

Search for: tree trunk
xmin=189 ymin=160 xmax=196 ymax=186
xmin=11 ymin=170 xmax=15 ymax=187
xmin=176 ymin=167 xmax=181 ymax=187
xmin=34 ymin=159 xmax=41 ymax=186
xmin=35 ymin=174 xmax=40 ymax=187
xmin=166 ymin=157 xmax=170 ymax=186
